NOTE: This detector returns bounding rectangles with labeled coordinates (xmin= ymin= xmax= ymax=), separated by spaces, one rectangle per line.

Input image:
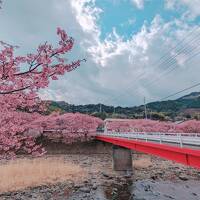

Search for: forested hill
xmin=47 ymin=92 xmax=200 ymax=121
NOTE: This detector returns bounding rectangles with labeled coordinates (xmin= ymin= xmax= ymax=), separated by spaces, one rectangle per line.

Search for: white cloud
xmin=1 ymin=0 xmax=200 ymax=106
xmin=71 ymin=0 xmax=102 ymax=34
xmin=165 ymin=0 xmax=200 ymax=19
xmin=180 ymin=0 xmax=200 ymax=16
xmin=120 ymin=18 xmax=136 ymax=27
xmin=131 ymin=0 xmax=144 ymax=9
xmin=165 ymin=0 xmax=177 ymax=10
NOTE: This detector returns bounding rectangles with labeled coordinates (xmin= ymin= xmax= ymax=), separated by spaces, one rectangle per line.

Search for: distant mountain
xmin=178 ymin=92 xmax=200 ymax=100
xmin=148 ymin=92 xmax=200 ymax=113
xmin=46 ymin=92 xmax=200 ymax=121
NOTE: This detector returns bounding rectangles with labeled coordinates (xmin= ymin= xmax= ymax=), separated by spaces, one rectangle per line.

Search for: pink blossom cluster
xmin=177 ymin=120 xmax=200 ymax=133
xmin=106 ymin=119 xmax=200 ymax=133
xmin=28 ymin=113 xmax=103 ymax=144
xmin=0 ymin=111 xmax=44 ymax=158
xmin=0 ymin=111 xmax=103 ymax=158
xmin=0 ymin=28 xmax=83 ymax=99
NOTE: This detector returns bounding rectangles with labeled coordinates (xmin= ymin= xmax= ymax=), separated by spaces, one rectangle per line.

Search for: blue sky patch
xmin=95 ymin=0 xmax=198 ymax=40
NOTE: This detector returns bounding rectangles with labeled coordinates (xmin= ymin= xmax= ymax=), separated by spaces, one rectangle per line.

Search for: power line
xmin=101 ymin=27 xmax=200 ymax=105
xmin=127 ymin=35 xmax=200 ymax=101
xmin=108 ymin=44 xmax=200 ymax=105
xmin=135 ymin=32 xmax=200 ymax=91
xmin=152 ymin=26 xmax=200 ymax=66
xmin=160 ymin=81 xmax=200 ymax=101
xmin=154 ymin=30 xmax=200 ymax=68
xmin=132 ymin=27 xmax=200 ymax=81
xmin=145 ymin=44 xmax=200 ymax=90
xmin=145 ymin=48 xmax=200 ymax=103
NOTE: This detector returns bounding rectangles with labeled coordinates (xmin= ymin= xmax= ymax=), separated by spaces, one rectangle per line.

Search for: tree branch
xmin=0 ymin=86 xmax=30 ymax=94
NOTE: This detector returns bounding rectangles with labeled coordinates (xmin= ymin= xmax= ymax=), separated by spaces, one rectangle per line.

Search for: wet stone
xmin=179 ymin=175 xmax=189 ymax=181
xmin=192 ymin=192 xmax=197 ymax=196
xmin=79 ymin=187 xmax=91 ymax=193
xmin=102 ymin=172 xmax=110 ymax=178
xmin=92 ymin=185 xmax=97 ymax=190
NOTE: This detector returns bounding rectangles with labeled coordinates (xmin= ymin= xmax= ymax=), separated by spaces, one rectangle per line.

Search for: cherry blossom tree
xmin=28 ymin=113 xmax=103 ymax=144
xmin=176 ymin=120 xmax=200 ymax=133
xmin=106 ymin=119 xmax=200 ymax=134
xmin=0 ymin=2 xmax=86 ymax=158
xmin=0 ymin=27 xmax=85 ymax=157
xmin=106 ymin=119 xmax=175 ymax=132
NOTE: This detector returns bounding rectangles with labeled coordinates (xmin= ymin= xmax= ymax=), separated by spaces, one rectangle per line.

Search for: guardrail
xmin=96 ymin=132 xmax=200 ymax=148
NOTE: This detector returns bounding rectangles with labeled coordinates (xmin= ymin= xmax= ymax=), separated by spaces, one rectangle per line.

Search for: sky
xmin=0 ymin=0 xmax=200 ymax=106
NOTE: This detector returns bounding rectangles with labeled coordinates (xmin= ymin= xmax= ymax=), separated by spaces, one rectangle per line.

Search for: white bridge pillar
xmin=112 ymin=145 xmax=133 ymax=171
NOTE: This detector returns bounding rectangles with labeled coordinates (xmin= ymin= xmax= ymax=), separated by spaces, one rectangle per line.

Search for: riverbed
xmin=1 ymin=152 xmax=200 ymax=200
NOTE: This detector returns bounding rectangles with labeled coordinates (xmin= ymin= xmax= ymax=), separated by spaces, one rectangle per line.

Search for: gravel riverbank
xmin=0 ymin=152 xmax=200 ymax=200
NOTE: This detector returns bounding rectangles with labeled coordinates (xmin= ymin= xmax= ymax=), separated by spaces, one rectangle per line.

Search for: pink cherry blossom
xmin=106 ymin=119 xmax=200 ymax=134
xmin=0 ymin=3 xmax=87 ymax=158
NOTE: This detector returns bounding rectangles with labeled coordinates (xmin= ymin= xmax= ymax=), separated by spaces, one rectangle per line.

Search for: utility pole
xmin=144 ymin=97 xmax=147 ymax=119
xmin=99 ymin=103 xmax=102 ymax=113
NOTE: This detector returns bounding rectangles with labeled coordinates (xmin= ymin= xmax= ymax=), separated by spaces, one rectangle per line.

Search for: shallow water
xmin=103 ymin=180 xmax=200 ymax=200
xmin=133 ymin=180 xmax=200 ymax=200
xmin=69 ymin=179 xmax=200 ymax=200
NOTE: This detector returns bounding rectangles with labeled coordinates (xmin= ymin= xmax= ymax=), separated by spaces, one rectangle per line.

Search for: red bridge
xmin=96 ymin=131 xmax=200 ymax=170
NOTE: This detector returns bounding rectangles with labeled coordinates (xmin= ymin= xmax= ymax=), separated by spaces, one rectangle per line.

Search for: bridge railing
xmin=96 ymin=131 xmax=200 ymax=148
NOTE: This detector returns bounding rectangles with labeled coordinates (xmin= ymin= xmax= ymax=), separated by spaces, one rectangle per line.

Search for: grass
xmin=0 ymin=157 xmax=85 ymax=193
